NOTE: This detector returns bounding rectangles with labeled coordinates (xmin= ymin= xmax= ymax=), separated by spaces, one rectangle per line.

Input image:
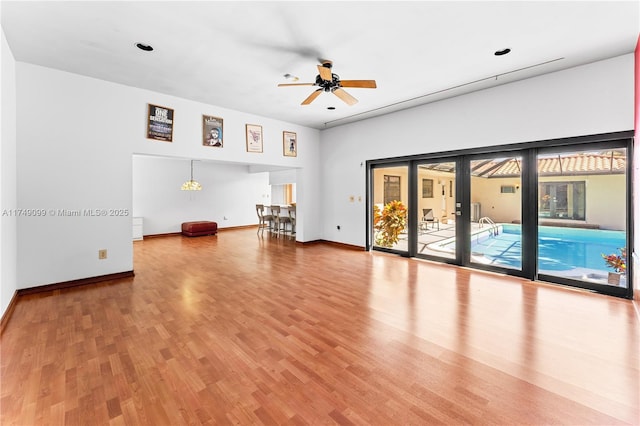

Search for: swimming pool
xmin=435 ymin=224 xmax=626 ymax=272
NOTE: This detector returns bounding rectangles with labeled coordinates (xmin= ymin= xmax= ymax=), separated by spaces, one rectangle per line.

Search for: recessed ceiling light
xmin=327 ymin=106 xmax=336 ymax=110
xmin=494 ymin=48 xmax=511 ymax=56
xmin=283 ymin=73 xmax=299 ymax=82
xmin=136 ymin=42 xmax=154 ymax=52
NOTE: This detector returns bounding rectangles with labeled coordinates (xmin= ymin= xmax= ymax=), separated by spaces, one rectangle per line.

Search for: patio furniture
xmin=420 ymin=208 xmax=439 ymax=231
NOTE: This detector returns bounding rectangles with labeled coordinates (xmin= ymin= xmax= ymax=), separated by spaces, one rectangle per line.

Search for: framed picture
xmin=422 ymin=178 xmax=434 ymax=198
xmin=283 ymin=131 xmax=297 ymax=157
xmin=202 ymin=115 xmax=223 ymax=147
xmin=245 ymin=124 xmax=263 ymax=153
xmin=146 ymin=104 xmax=174 ymax=142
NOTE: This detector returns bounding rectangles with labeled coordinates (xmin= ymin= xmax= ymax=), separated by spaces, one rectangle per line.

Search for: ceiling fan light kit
xmin=278 ymin=60 xmax=376 ymax=106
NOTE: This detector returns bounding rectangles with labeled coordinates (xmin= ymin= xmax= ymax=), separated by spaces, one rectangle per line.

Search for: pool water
xmin=447 ymin=224 xmax=625 ymax=272
xmin=536 ymin=226 xmax=625 ymax=272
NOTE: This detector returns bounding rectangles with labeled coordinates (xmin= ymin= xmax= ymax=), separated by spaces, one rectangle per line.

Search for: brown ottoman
xmin=181 ymin=221 xmax=218 ymax=237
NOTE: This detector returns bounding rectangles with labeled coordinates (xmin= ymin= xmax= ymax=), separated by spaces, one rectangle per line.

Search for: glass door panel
xmin=415 ymin=162 xmax=456 ymax=260
xmin=468 ymin=155 xmax=523 ymax=271
xmin=372 ymin=166 xmax=409 ymax=252
xmin=537 ymin=148 xmax=627 ymax=288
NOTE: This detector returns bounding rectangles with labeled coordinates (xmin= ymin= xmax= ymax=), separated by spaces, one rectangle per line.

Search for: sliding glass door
xmin=415 ymin=161 xmax=457 ymax=260
xmin=368 ymin=131 xmax=632 ymax=298
xmin=371 ymin=165 xmax=409 ymax=254
xmin=536 ymin=146 xmax=628 ymax=293
xmin=468 ymin=155 xmax=523 ymax=272
xmin=413 ymin=154 xmax=525 ymax=277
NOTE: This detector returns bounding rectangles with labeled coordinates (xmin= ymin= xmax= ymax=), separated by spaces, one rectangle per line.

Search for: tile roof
xmin=475 ymin=154 xmax=626 ymax=177
xmin=419 ymin=152 xmax=626 ymax=177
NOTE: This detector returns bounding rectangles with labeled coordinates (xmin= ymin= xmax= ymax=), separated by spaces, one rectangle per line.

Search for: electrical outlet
xmin=98 ymin=249 xmax=107 ymax=259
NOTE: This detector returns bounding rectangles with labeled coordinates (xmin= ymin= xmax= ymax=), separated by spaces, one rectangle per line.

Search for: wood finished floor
xmin=1 ymin=229 xmax=639 ymax=425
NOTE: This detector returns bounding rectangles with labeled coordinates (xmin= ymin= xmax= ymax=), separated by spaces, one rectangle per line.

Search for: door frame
xmin=367 ymin=161 xmax=412 ymax=257
xmin=410 ymin=157 xmax=463 ymax=265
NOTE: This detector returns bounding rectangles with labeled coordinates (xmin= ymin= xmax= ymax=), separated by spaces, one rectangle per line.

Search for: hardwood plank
xmin=1 ymin=229 xmax=638 ymax=424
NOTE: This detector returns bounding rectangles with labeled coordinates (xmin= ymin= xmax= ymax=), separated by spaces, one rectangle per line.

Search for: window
xmin=384 ymin=175 xmax=401 ymax=204
xmin=422 ymin=178 xmax=434 ymax=198
xmin=538 ymin=181 xmax=585 ymax=220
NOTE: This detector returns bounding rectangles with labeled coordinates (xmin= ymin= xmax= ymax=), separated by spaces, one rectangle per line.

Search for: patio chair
xmin=421 ymin=208 xmax=440 ymax=231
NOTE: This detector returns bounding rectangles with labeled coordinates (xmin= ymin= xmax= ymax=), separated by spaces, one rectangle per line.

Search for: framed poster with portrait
xmin=202 ymin=115 xmax=223 ymax=147
xmin=146 ymin=104 xmax=174 ymax=142
xmin=245 ymin=124 xmax=263 ymax=153
xmin=283 ymin=131 xmax=297 ymax=157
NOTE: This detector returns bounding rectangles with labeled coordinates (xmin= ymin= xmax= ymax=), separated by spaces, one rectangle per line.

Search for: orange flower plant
xmin=373 ymin=200 xmax=407 ymax=248
xmin=602 ymin=247 xmax=626 ymax=274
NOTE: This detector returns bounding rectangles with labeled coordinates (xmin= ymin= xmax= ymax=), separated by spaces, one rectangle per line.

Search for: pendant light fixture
xmin=181 ymin=160 xmax=202 ymax=191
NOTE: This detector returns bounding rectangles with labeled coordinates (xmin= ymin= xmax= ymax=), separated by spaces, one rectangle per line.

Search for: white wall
xmin=269 ymin=169 xmax=297 ymax=185
xmin=270 ymin=185 xmax=286 ymax=205
xmin=14 ymin=62 xmax=321 ymax=290
xmin=1 ymin=28 xmax=17 ymax=316
xmin=269 ymin=169 xmax=297 ymax=207
xmin=133 ymin=156 xmax=270 ymax=234
xmin=294 ymin=147 xmax=321 ymax=242
xmin=321 ymin=54 xmax=635 ymax=247
xmin=16 ymin=64 xmax=134 ymax=288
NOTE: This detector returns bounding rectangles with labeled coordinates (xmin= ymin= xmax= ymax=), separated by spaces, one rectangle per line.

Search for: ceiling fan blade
xmin=301 ymin=89 xmax=323 ymax=105
xmin=317 ymin=64 xmax=333 ymax=81
xmin=278 ymin=83 xmax=315 ymax=87
xmin=340 ymin=80 xmax=377 ymax=88
xmin=333 ymin=88 xmax=358 ymax=106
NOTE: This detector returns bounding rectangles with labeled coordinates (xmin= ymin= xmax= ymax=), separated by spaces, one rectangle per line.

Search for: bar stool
xmin=287 ymin=205 xmax=296 ymax=240
xmin=277 ymin=206 xmax=293 ymax=239
xmin=269 ymin=205 xmax=281 ymax=237
xmin=255 ymin=204 xmax=273 ymax=236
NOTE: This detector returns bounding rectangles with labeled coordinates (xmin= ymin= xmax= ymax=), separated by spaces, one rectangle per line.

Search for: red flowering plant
xmin=602 ymin=248 xmax=626 ymax=274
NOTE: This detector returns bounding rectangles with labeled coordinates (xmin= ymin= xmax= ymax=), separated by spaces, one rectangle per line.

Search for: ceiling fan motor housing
xmin=315 ymin=73 xmax=341 ymax=92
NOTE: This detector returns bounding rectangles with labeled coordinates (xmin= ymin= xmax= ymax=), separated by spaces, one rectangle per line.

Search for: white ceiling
xmin=2 ymin=1 xmax=638 ymax=130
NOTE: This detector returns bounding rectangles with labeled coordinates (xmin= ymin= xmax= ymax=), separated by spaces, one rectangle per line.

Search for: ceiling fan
xmin=278 ymin=60 xmax=377 ymax=106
